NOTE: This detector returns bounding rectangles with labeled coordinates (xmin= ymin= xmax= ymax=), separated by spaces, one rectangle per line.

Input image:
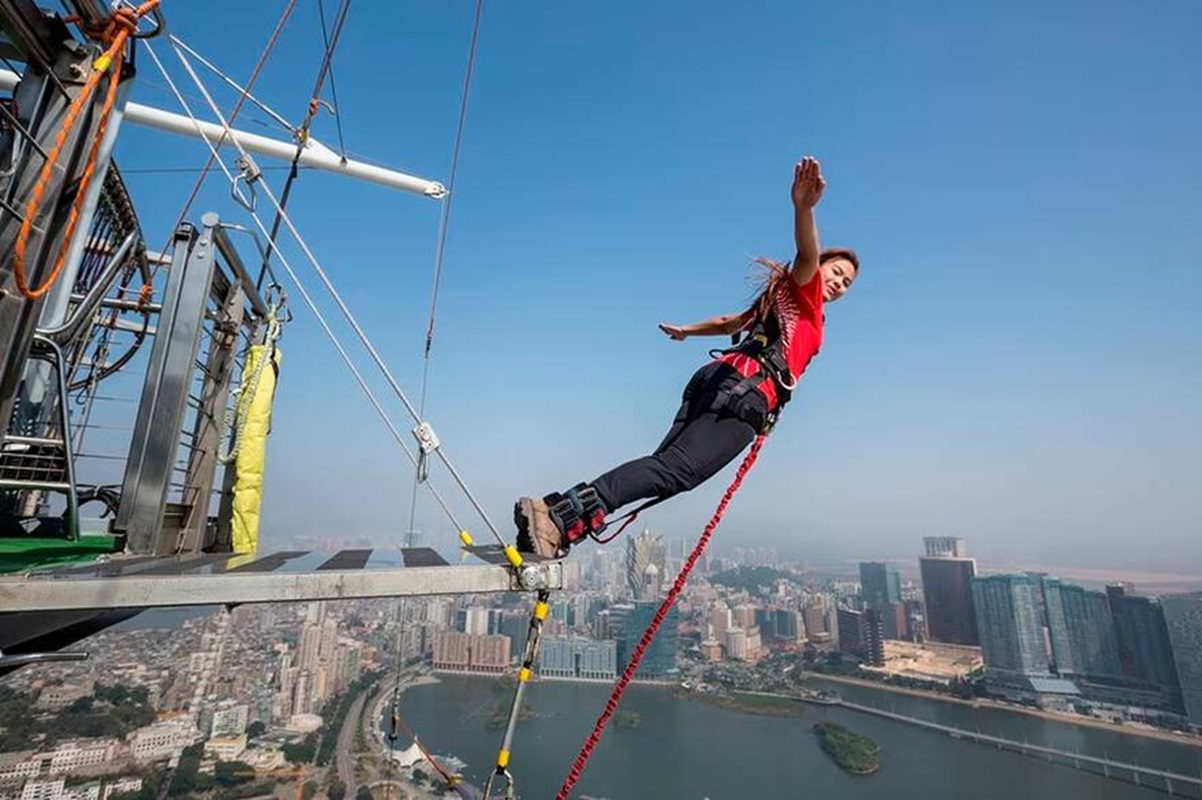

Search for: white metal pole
xmin=0 ymin=70 xmax=446 ymax=198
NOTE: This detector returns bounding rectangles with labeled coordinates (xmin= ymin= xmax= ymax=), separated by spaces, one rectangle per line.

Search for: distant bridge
xmin=835 ymin=697 xmax=1202 ymax=797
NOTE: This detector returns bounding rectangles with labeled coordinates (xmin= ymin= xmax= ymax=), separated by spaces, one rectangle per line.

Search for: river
xmin=393 ymin=674 xmax=1201 ymax=798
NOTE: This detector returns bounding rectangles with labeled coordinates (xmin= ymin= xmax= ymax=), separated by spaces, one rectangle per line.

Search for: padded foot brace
xmin=545 ymin=483 xmax=608 ymax=543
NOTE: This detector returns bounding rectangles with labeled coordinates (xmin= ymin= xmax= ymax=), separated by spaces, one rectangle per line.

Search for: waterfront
xmin=396 ymin=674 xmax=1199 ymax=799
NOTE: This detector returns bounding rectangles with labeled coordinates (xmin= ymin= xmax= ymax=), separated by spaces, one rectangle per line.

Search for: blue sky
xmin=106 ymin=0 xmax=1200 ymax=572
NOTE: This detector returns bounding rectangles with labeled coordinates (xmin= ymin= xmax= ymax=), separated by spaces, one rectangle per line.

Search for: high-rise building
xmin=470 ymin=635 xmax=512 ymax=674
xmin=626 ymin=530 xmax=667 ymax=601
xmin=538 ymin=637 xmax=617 ymax=680
xmin=920 ymin=553 xmax=979 ymax=646
xmin=972 ymin=574 xmax=1049 ymax=683
xmin=292 ymin=672 xmax=311 ymax=716
xmin=431 ymin=632 xmax=510 ymax=673
xmin=745 ymin=626 xmax=763 ymax=660
xmin=464 ymin=607 xmax=490 ymax=636
xmin=432 ymin=631 xmax=472 ymax=671
xmin=771 ymin=608 xmax=803 ymax=643
xmin=924 ymin=536 xmax=967 ymax=558
xmin=1161 ymin=593 xmax=1202 ymax=728
xmin=298 ymin=623 xmax=322 ymax=675
xmin=879 ymin=602 xmax=908 ymax=640
xmin=499 ymin=611 xmax=528 ymax=664
xmin=802 ymin=602 xmax=826 ymax=639
xmin=905 ymin=599 xmax=927 ymax=643
xmin=836 ymin=607 xmax=884 ymax=667
xmin=710 ymin=604 xmax=731 ymax=639
xmin=592 ymin=609 xmax=612 ymax=642
xmin=618 ymin=601 xmax=678 ymax=680
xmin=755 ymin=608 xmax=776 ymax=639
xmin=733 ymin=604 xmax=758 ymax=631
xmin=725 ymin=626 xmax=748 ymax=661
xmin=319 ymin=618 xmax=338 ymax=662
xmin=1106 ymin=585 xmax=1181 ymax=701
xmin=700 ymin=639 xmax=723 ymax=661
xmin=487 ymin=609 xmax=505 ymax=636
xmin=210 ymin=703 xmax=249 ymax=737
xmin=1042 ymin=578 xmax=1121 ymax=679
xmin=859 ymin=562 xmax=902 ymax=607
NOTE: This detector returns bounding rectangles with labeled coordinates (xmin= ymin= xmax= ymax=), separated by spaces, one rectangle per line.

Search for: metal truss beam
xmin=0 ymin=562 xmax=563 ymax=612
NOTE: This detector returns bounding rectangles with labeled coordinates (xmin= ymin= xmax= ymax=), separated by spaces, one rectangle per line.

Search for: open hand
xmin=658 ymin=323 xmax=688 ymax=341
xmin=791 ymin=156 xmax=826 ymax=209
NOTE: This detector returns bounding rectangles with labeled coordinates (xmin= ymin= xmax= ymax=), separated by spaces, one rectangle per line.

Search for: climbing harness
xmin=555 ymin=435 xmax=767 ymax=798
xmin=483 ymin=588 xmax=552 ymax=800
xmin=710 ymin=312 xmax=799 ymax=434
xmin=11 ymin=0 xmax=162 ymax=300
xmin=712 ymin=327 xmax=795 ymax=427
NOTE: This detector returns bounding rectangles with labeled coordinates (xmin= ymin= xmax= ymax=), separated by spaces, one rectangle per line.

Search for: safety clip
xmin=412 ymin=421 xmax=440 ymax=482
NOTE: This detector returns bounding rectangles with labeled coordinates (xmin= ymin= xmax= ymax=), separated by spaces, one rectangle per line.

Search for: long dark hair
xmin=745 ymin=248 xmax=859 ymax=324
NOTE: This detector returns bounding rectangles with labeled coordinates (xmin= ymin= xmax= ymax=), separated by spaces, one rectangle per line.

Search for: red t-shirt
xmin=715 ymin=271 xmax=824 ymax=410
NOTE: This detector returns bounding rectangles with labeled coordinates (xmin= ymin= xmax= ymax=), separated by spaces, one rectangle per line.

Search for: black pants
xmin=590 ymin=361 xmax=767 ymax=513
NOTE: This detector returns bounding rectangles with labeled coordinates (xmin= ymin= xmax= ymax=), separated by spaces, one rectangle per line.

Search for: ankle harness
xmin=545 ymin=483 xmax=608 ymax=543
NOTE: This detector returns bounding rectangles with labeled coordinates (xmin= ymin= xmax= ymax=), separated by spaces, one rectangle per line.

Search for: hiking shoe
xmin=514 ymin=496 xmax=567 ymax=558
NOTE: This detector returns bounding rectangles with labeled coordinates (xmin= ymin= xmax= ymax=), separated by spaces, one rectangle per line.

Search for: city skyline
xmin=4 ymin=527 xmax=1202 ymax=800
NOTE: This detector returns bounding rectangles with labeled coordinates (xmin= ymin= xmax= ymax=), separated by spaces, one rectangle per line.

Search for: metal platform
xmin=0 ymin=546 xmax=562 ymax=613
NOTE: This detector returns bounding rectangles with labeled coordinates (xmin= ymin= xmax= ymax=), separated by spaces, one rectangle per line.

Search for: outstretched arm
xmin=659 ymin=308 xmax=754 ymax=341
xmin=790 ymin=156 xmax=826 ymax=287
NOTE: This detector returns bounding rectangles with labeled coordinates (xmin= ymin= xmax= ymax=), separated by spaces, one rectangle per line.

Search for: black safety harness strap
xmin=709 ymin=316 xmax=797 ymax=433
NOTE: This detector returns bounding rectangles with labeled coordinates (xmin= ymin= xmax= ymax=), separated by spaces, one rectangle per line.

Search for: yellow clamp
xmin=459 ymin=530 xmax=474 ymax=546
xmin=496 ymin=749 xmax=510 ymax=768
xmin=518 ymin=667 xmax=532 ymax=683
xmin=503 ymin=545 xmax=523 ymax=569
xmin=93 ymin=53 xmax=112 ymax=72
xmin=533 ymin=601 xmax=549 ymax=621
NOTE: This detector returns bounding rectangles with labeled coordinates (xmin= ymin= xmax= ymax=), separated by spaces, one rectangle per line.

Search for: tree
xmin=247 ymin=721 xmax=267 ymax=739
xmin=214 ymin=761 xmax=256 ymax=787
xmin=168 ymin=744 xmax=215 ymax=796
xmin=327 ymin=778 xmax=347 ymax=800
xmin=355 ymin=787 xmax=373 ymax=800
xmin=282 ymin=733 xmax=318 ymax=764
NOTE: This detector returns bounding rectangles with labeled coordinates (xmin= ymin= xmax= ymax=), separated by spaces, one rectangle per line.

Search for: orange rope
xmin=11 ymin=1 xmax=160 ymax=300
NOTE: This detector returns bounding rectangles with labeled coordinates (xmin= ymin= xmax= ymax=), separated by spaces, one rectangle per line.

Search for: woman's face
xmin=820 ymin=258 xmax=857 ymax=303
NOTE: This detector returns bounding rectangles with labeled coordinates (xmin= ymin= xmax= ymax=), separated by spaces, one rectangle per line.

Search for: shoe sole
xmin=514 ymin=497 xmax=564 ymax=559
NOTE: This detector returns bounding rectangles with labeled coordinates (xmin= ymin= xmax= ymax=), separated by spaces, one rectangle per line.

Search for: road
xmin=335 ymin=690 xmax=368 ymax=796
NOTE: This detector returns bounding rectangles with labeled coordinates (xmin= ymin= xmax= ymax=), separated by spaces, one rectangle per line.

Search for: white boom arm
xmin=0 ymin=70 xmax=446 ymax=198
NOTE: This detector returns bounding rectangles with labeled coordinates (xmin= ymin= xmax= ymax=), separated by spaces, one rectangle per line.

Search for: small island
xmin=614 ymin=710 xmax=641 ymax=729
xmin=813 ymin=721 xmax=881 ymax=775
